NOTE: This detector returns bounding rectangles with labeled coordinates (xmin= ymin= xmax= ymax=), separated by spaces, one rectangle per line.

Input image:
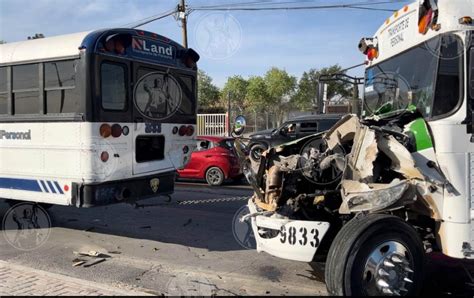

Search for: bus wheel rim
xmin=362 ymin=240 xmax=414 ymax=296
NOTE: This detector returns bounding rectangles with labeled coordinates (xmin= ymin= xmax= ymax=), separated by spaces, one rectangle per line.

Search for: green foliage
xmin=222 ymin=75 xmax=248 ymax=111
xmin=292 ymin=65 xmax=352 ymax=110
xmin=197 ymin=69 xmax=221 ymax=111
xmin=264 ymin=67 xmax=297 ymax=104
xmin=0 ymin=40 xmax=6 ymax=44
xmin=245 ymin=76 xmax=269 ymax=111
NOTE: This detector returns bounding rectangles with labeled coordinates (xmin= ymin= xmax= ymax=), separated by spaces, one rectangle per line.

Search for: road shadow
xmin=0 ymin=192 xmax=250 ymax=253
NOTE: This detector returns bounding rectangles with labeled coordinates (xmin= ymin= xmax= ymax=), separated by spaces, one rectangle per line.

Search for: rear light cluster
xmin=173 ymin=125 xmax=194 ymax=137
xmin=100 ymin=124 xmax=129 ymax=138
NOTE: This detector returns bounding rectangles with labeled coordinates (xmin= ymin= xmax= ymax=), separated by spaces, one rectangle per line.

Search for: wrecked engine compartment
xmin=237 ymin=111 xmax=451 ymax=223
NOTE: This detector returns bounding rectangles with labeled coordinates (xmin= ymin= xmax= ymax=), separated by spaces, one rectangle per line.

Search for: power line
xmin=124 ymin=8 xmax=177 ymax=29
xmin=190 ymin=0 xmax=409 ymax=12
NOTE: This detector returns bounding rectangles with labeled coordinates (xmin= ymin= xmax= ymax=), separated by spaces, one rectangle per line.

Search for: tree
xmin=245 ymin=76 xmax=270 ymax=111
xmin=222 ymin=75 xmax=248 ymax=112
xmin=264 ymin=67 xmax=296 ymax=126
xmin=197 ymin=70 xmax=221 ymax=112
xmin=0 ymin=40 xmax=6 ymax=44
xmin=292 ymin=65 xmax=352 ymax=111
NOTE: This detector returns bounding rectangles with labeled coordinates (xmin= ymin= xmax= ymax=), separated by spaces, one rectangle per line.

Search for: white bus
xmin=238 ymin=0 xmax=474 ymax=295
xmin=0 ymin=29 xmax=200 ymax=208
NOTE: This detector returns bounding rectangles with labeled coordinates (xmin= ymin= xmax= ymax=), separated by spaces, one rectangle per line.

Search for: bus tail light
xmin=100 ymin=124 xmax=112 ymax=138
xmin=183 ymin=146 xmax=189 ymax=154
xmin=179 ymin=125 xmax=187 ymax=136
xmin=172 ymin=126 xmax=179 ymax=134
xmin=186 ymin=125 xmax=194 ymax=136
xmin=101 ymin=151 xmax=109 ymax=162
xmin=111 ymin=124 xmax=122 ymax=138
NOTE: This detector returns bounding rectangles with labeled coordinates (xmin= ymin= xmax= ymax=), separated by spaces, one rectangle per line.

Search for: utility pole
xmin=227 ymin=91 xmax=232 ymax=137
xmin=178 ymin=0 xmax=188 ymax=48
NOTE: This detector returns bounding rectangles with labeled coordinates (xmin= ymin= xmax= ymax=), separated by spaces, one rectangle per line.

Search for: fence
xmin=197 ymin=113 xmax=228 ymax=136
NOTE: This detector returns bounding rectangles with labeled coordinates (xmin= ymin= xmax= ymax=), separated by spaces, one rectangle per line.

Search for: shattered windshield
xmin=364 ymin=37 xmax=440 ymax=118
xmin=364 ymin=33 xmax=464 ymax=119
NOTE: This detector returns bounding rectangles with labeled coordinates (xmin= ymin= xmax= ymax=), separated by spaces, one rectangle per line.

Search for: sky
xmin=0 ymin=0 xmax=410 ymax=87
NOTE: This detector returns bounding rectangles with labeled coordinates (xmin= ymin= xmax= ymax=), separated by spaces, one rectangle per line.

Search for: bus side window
xmin=432 ymin=34 xmax=463 ymax=118
xmin=101 ymin=62 xmax=127 ymax=111
xmin=44 ymin=60 xmax=80 ymax=114
xmin=0 ymin=67 xmax=7 ymax=114
xmin=470 ymin=47 xmax=474 ymax=101
xmin=12 ymin=64 xmax=39 ymax=115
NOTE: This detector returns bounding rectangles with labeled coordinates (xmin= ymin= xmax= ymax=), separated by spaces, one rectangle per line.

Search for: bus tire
xmin=325 ymin=214 xmax=425 ymax=296
xmin=205 ymin=167 xmax=225 ymax=186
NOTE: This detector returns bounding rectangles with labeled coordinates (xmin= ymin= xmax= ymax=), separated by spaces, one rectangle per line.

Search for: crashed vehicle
xmin=235 ymin=0 xmax=474 ymax=296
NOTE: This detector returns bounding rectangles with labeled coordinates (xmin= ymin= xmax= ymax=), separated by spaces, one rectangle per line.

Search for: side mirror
xmin=233 ymin=115 xmax=247 ymax=136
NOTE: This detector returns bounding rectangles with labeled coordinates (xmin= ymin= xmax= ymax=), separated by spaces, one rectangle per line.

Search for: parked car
xmin=177 ymin=136 xmax=242 ymax=186
xmin=248 ymin=114 xmax=343 ymax=161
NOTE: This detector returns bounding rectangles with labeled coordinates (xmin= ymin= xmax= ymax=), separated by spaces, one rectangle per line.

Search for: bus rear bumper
xmin=73 ymin=171 xmax=175 ymax=208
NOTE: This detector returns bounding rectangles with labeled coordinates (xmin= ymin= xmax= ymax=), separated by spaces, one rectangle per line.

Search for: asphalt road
xmin=0 ymin=181 xmax=327 ymax=296
xmin=1 ymin=181 xmax=473 ymax=296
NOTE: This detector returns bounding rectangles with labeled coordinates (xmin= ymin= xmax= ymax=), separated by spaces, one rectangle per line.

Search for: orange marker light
xmin=459 ymin=16 xmax=473 ymax=25
xmin=367 ymin=48 xmax=379 ymax=61
xmin=419 ymin=9 xmax=433 ymax=34
xmin=100 ymin=124 xmax=112 ymax=138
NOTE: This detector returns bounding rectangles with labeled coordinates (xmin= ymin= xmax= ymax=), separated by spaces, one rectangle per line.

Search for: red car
xmin=177 ymin=136 xmax=242 ymax=186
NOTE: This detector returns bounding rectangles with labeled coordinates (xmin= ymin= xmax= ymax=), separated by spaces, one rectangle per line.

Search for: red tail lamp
xmin=179 ymin=125 xmax=187 ymax=136
xmin=186 ymin=125 xmax=194 ymax=136
xmin=111 ymin=124 xmax=122 ymax=138
xmin=100 ymin=124 xmax=112 ymax=138
xmin=101 ymin=151 xmax=109 ymax=162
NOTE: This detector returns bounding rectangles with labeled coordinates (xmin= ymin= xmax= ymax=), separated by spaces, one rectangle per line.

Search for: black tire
xmin=249 ymin=143 xmax=268 ymax=162
xmin=325 ymin=214 xmax=425 ymax=296
xmin=205 ymin=167 xmax=225 ymax=186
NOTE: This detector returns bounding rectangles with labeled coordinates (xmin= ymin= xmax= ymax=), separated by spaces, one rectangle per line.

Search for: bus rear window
xmin=101 ymin=62 xmax=127 ymax=111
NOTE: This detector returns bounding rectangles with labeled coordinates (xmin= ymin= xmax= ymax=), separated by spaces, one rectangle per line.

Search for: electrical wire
xmin=190 ymin=0 xmax=409 ymax=12
xmin=123 ymin=8 xmax=178 ymax=29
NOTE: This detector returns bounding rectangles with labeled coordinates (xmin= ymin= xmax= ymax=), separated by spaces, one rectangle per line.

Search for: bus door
xmin=131 ymin=63 xmax=176 ymax=175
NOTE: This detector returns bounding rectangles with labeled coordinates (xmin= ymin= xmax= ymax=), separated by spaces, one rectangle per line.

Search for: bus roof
xmin=0 ymin=31 xmax=91 ymax=65
xmin=362 ymin=0 xmax=473 ymax=66
xmin=0 ymin=28 xmax=188 ymax=66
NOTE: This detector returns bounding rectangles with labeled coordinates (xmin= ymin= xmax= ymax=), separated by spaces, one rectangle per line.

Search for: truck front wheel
xmin=325 ymin=214 xmax=425 ymax=296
